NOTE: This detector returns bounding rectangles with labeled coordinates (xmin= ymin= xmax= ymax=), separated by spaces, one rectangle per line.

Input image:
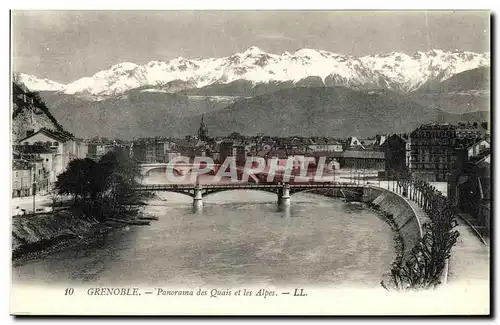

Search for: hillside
xmin=416 ymin=66 xmax=490 ymax=94
xmin=37 ymin=86 xmax=448 ymax=139
xmin=177 ymin=87 xmax=450 ymax=138
xmin=411 ymin=67 xmax=490 ymax=115
xmin=38 ymin=89 xmax=244 ymax=139
xmin=12 ymin=81 xmax=65 ymax=142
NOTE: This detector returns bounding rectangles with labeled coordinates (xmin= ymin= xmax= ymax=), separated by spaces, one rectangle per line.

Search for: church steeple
xmin=198 ymin=114 xmax=208 ymax=141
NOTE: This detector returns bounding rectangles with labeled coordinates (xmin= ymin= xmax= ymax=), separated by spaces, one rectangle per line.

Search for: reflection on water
xmin=13 ymin=173 xmax=395 ymax=288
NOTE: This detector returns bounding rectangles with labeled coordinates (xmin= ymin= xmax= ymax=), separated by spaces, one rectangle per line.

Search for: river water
xmin=13 ymin=173 xmax=395 ymax=289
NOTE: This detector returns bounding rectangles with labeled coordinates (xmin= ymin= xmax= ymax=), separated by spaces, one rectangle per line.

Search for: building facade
xmin=448 ymin=151 xmax=491 ymax=236
xmin=382 ymin=133 xmax=411 ymax=177
xmin=329 ymin=150 xmax=385 ymax=170
xmin=410 ymin=123 xmax=483 ymax=182
xmin=15 ymin=129 xmax=87 ymax=189
xmin=12 ymin=160 xmax=33 ymax=197
xmin=307 ymin=138 xmax=343 ymax=152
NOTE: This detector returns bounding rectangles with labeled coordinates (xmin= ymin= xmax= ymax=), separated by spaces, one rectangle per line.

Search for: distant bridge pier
xmin=277 ymin=183 xmax=291 ymax=206
xmin=193 ymin=184 xmax=203 ymax=209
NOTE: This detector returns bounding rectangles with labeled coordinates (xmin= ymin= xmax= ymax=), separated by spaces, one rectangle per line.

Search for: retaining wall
xmin=363 ymin=186 xmax=423 ymax=261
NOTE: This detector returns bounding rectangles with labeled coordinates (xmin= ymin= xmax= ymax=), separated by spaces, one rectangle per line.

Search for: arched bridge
xmin=133 ymin=182 xmax=366 ymax=207
xmin=139 ymin=163 xmax=219 ymax=176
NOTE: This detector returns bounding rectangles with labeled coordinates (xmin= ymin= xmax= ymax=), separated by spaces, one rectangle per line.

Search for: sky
xmin=11 ymin=10 xmax=490 ymax=83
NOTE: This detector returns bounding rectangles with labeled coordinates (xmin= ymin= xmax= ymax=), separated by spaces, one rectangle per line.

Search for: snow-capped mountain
xmin=16 ymin=73 xmax=65 ymax=92
xmin=19 ymin=47 xmax=490 ymax=96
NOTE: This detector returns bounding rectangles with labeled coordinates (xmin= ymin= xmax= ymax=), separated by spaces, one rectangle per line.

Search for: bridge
xmin=138 ymin=163 xmax=220 ymax=176
xmin=133 ymin=182 xmax=366 ymax=207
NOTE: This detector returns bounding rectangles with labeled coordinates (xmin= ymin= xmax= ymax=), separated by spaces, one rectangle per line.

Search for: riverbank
xmin=11 ymin=206 xmax=149 ymax=264
xmin=311 ymin=187 xmax=421 ymax=288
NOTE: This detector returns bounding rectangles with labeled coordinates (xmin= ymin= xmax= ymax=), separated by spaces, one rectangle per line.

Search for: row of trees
xmin=54 ymin=150 xmax=144 ymax=221
xmin=384 ymin=174 xmax=460 ymax=290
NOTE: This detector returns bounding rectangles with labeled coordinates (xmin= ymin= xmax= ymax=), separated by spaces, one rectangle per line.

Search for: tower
xmin=197 ymin=114 xmax=208 ymax=142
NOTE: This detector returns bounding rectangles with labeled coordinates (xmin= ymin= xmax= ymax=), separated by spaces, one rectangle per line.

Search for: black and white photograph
xmin=9 ymin=10 xmax=491 ymax=315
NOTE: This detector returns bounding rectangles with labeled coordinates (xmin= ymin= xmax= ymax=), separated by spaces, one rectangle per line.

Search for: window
xmin=53 ymin=142 xmax=59 ymax=147
xmin=24 ymin=142 xmax=29 ymax=146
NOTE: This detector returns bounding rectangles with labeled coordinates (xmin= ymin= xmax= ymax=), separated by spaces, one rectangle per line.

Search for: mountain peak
xmin=109 ymin=62 xmax=140 ymax=71
xmin=242 ymin=46 xmax=265 ymax=56
xmin=16 ymin=73 xmax=65 ymax=92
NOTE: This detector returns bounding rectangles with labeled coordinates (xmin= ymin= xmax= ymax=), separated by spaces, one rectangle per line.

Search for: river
xmin=13 ymin=173 xmax=396 ymax=289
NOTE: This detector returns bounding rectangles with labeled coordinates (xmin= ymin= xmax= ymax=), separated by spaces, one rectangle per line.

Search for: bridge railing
xmin=134 ymin=182 xmax=363 ymax=191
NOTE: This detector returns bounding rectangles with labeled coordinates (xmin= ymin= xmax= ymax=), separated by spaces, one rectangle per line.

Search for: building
xmin=87 ymin=142 xmax=114 ymax=160
xmin=382 ymin=133 xmax=411 ymax=177
xmin=146 ymin=140 xmax=166 ymax=163
xmin=12 ymin=160 xmax=34 ymax=197
xmin=448 ymin=149 xmax=491 ymax=236
xmin=219 ymin=140 xmax=234 ymax=164
xmin=13 ymin=143 xmax=54 ymax=192
xmin=343 ymin=136 xmax=365 ymax=150
xmin=409 ymin=123 xmax=484 ymax=182
xmin=466 ymin=138 xmax=490 ymax=160
xmin=131 ymin=138 xmax=166 ymax=163
xmin=197 ymin=114 xmax=209 ymax=142
xmin=16 ymin=128 xmax=87 ymax=182
xmin=328 ymin=150 xmax=385 ymax=170
xmin=307 ymin=138 xmax=343 ymax=152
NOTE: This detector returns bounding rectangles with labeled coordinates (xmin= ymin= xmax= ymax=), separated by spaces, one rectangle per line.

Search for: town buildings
xmin=382 ymin=133 xmax=411 ymax=177
xmin=448 ymin=147 xmax=491 ymax=236
xmin=409 ymin=123 xmax=485 ymax=182
xmin=131 ymin=138 xmax=167 ymax=163
xmin=307 ymin=138 xmax=343 ymax=152
xmin=328 ymin=150 xmax=385 ymax=170
xmin=12 ymin=159 xmax=36 ymax=197
xmin=13 ymin=128 xmax=88 ymax=196
xmin=17 ymin=128 xmax=88 ymax=177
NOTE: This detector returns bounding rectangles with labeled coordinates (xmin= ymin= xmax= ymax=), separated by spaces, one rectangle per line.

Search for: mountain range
xmin=18 ymin=47 xmax=490 ymax=97
xmin=15 ymin=47 xmax=490 ymax=139
xmin=176 ymin=87 xmax=449 ymax=138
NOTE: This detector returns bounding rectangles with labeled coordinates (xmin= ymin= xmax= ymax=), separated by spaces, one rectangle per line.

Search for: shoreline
xmin=12 ymin=218 xmax=127 ymax=266
xmin=11 ymin=206 xmax=148 ymax=265
xmin=310 ymin=188 xmax=405 ymax=287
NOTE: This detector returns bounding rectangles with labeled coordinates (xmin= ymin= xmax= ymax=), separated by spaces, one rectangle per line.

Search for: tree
xmin=54 ymin=151 xmax=144 ymax=221
xmin=98 ymin=150 xmax=142 ymax=209
xmin=48 ymin=189 xmax=60 ymax=209
xmin=54 ymin=158 xmax=100 ymax=203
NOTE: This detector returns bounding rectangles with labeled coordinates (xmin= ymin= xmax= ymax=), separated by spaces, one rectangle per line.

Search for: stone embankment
xmin=362 ymin=186 xmax=425 ymax=262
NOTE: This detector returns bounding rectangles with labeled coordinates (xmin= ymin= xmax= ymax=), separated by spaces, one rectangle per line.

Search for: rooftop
xmin=18 ymin=128 xmax=76 ymax=144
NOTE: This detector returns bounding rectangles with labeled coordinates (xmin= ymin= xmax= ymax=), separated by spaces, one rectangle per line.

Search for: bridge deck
xmin=134 ymin=182 xmax=364 ymax=191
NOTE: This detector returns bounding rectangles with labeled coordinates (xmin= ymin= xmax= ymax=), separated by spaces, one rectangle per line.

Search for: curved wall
xmin=363 ymin=186 xmax=423 ymax=261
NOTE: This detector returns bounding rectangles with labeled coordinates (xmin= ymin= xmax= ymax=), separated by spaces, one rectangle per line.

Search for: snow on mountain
xmin=19 ymin=47 xmax=490 ymax=96
xmin=359 ymin=50 xmax=491 ymax=92
xmin=16 ymin=73 xmax=65 ymax=92
xmin=64 ymin=62 xmax=148 ymax=95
